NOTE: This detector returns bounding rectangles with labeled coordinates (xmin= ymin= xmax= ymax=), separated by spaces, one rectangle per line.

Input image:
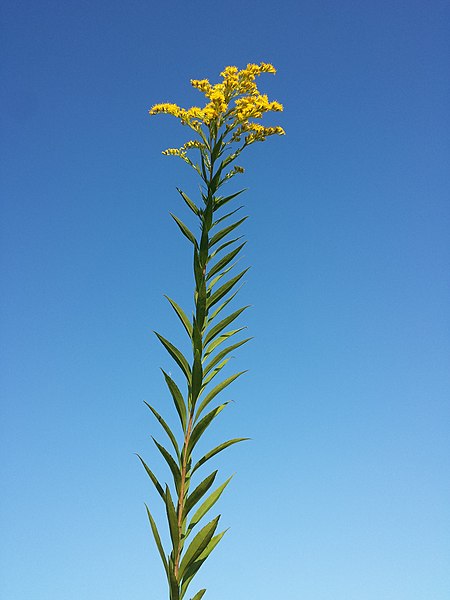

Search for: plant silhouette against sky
xmin=141 ymin=62 xmax=284 ymax=600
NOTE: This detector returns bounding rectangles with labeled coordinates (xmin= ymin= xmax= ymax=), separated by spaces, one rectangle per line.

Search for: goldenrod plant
xmin=140 ymin=63 xmax=284 ymax=600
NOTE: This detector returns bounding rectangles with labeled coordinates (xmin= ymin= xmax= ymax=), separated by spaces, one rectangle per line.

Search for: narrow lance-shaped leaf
xmin=207 ymin=242 xmax=246 ymax=282
xmin=161 ymin=369 xmax=187 ymax=432
xmin=152 ymin=437 xmax=181 ymax=493
xmin=208 ymin=235 xmax=244 ymax=262
xmin=197 ymin=528 xmax=228 ymax=563
xmin=137 ymin=454 xmax=165 ymax=500
xmin=206 ymin=261 xmax=238 ymax=298
xmin=212 ymin=205 xmax=243 ymax=229
xmin=207 ymin=263 xmax=236 ymax=293
xmin=193 ymin=247 xmax=203 ymax=289
xmin=164 ymin=485 xmax=180 ymax=554
xmin=207 ymin=268 xmax=250 ymax=310
xmin=211 ymin=135 xmax=225 ymax=164
xmin=145 ymin=504 xmax=168 ymax=573
xmin=190 ymin=590 xmax=206 ymax=600
xmin=180 ymin=530 xmax=228 ymax=597
xmin=178 ymin=515 xmax=220 ymax=580
xmin=184 ymin=470 xmax=218 ymax=517
xmin=193 ymin=439 xmax=250 ymax=474
xmin=214 ymin=188 xmax=246 ymax=210
xmin=209 ymin=161 xmax=224 ymax=193
xmin=195 ymin=280 xmax=207 ymax=331
xmin=203 ymin=337 xmax=252 ymax=376
xmin=144 ymin=401 xmax=180 ymax=457
xmin=199 ymin=222 xmax=209 ymax=266
xmin=200 ymin=357 xmax=231 ymax=390
xmin=177 ymin=187 xmax=200 ymax=216
xmin=170 ymin=212 xmax=198 ymax=247
xmin=206 ymin=286 xmax=243 ymax=326
xmin=165 ymin=295 xmax=192 ymax=337
xmin=191 ymin=348 xmax=203 ymax=407
xmin=188 ymin=403 xmax=228 ymax=455
xmin=209 ymin=216 xmax=248 ymax=248
xmin=155 ymin=332 xmax=191 ymax=383
xmin=195 ymin=371 xmax=247 ymax=420
xmin=187 ymin=475 xmax=233 ymax=533
xmin=204 ymin=305 xmax=249 ymax=347
xmin=203 ymin=327 xmax=246 ymax=360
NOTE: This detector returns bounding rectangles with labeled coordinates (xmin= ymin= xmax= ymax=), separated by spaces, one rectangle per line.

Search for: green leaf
xmin=188 ymin=476 xmax=233 ymax=532
xmin=184 ymin=471 xmax=218 ymax=517
xmin=199 ymin=223 xmax=209 ymax=266
xmin=193 ymin=439 xmax=249 ymax=474
xmin=201 ymin=358 xmax=231 ymax=390
xmin=145 ymin=504 xmax=168 ymax=573
xmin=177 ymin=188 xmax=200 ymax=216
xmin=203 ymin=337 xmax=252 ymax=376
xmin=214 ymin=188 xmax=246 ymax=210
xmin=208 ymin=235 xmax=244 ymax=261
xmin=137 ymin=454 xmax=164 ymax=500
xmin=203 ymin=328 xmax=246 ymax=360
xmin=210 ymin=163 xmax=224 ymax=193
xmin=207 ymin=268 xmax=249 ymax=309
xmin=191 ymin=348 xmax=203 ymax=406
xmin=190 ymin=591 xmax=206 ymax=600
xmin=210 ymin=216 xmax=248 ymax=248
xmin=155 ymin=332 xmax=191 ymax=383
xmin=207 ymin=263 xmax=235 ymax=293
xmin=165 ymin=296 xmax=192 ymax=337
xmin=211 ymin=136 xmax=224 ymax=163
xmin=206 ymin=287 xmax=243 ymax=325
xmin=171 ymin=212 xmax=198 ymax=247
xmin=198 ymin=528 xmax=227 ymax=561
xmin=144 ymin=402 xmax=180 ymax=457
xmin=195 ymin=372 xmax=247 ymax=419
xmin=181 ymin=530 xmax=227 ymax=597
xmin=188 ymin=404 xmax=228 ymax=454
xmin=152 ymin=438 xmax=181 ymax=493
xmin=164 ymin=485 xmax=180 ymax=553
xmin=204 ymin=306 xmax=249 ymax=347
xmin=212 ymin=205 xmax=243 ymax=229
xmin=195 ymin=280 xmax=207 ymax=331
xmin=207 ymin=243 xmax=246 ymax=282
xmin=193 ymin=248 xmax=203 ymax=290
xmin=179 ymin=516 xmax=220 ymax=579
xmin=161 ymin=369 xmax=187 ymax=432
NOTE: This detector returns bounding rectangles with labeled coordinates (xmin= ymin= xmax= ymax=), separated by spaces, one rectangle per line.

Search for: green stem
xmin=173 ymin=138 xmax=219 ymax=594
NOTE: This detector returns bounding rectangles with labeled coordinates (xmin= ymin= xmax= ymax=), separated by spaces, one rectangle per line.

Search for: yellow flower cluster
xmin=161 ymin=148 xmax=186 ymax=157
xmin=245 ymin=123 xmax=285 ymax=144
xmin=202 ymin=84 xmax=228 ymax=123
xmin=149 ymin=62 xmax=284 ymax=156
xmin=234 ymin=94 xmax=283 ymax=121
xmin=190 ymin=79 xmax=212 ymax=94
xmin=162 ymin=139 xmax=205 ymax=156
xmin=149 ymin=103 xmax=182 ymax=118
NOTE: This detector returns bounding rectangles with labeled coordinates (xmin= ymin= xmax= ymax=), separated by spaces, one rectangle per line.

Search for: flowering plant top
xmin=149 ymin=63 xmax=285 ymax=175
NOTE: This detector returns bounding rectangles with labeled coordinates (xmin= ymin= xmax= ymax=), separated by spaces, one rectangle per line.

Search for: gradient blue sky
xmin=1 ymin=1 xmax=449 ymax=599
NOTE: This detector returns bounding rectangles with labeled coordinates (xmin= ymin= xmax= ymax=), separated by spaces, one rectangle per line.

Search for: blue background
xmin=1 ymin=1 xmax=449 ymax=599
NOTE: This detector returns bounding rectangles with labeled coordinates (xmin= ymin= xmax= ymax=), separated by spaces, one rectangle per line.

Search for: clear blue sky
xmin=1 ymin=1 xmax=449 ymax=599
